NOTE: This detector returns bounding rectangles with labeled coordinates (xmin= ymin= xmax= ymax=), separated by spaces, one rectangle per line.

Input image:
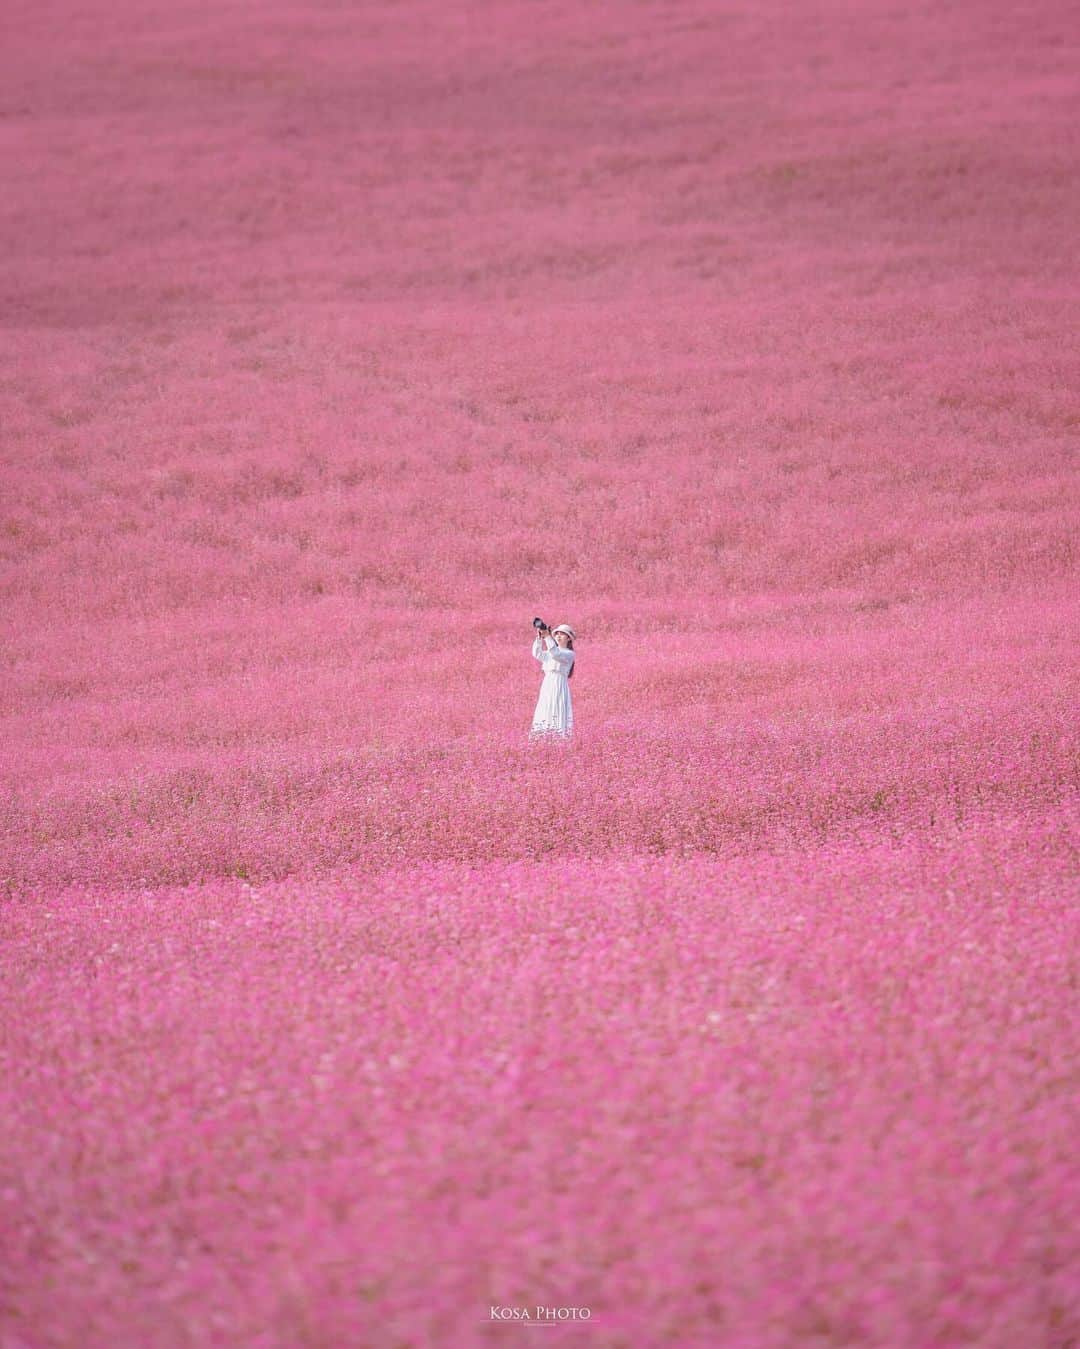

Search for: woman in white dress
xmin=530 ymin=623 xmax=576 ymax=739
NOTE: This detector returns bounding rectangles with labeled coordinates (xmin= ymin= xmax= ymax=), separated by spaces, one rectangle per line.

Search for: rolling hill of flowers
xmin=2 ymin=0 xmax=1077 ymax=1344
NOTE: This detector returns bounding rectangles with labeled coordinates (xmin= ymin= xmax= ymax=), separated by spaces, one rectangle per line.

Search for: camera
xmin=532 ymin=616 xmax=549 ymax=631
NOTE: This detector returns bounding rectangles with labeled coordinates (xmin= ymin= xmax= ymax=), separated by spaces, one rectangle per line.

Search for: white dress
xmin=530 ymin=634 xmax=574 ymax=738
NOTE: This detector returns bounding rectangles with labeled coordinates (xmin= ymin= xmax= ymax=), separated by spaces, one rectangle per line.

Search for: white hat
xmin=552 ymin=624 xmax=575 ymax=639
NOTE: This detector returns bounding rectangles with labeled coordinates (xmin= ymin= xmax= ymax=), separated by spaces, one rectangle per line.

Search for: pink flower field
xmin=2 ymin=1 xmax=1077 ymax=1345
